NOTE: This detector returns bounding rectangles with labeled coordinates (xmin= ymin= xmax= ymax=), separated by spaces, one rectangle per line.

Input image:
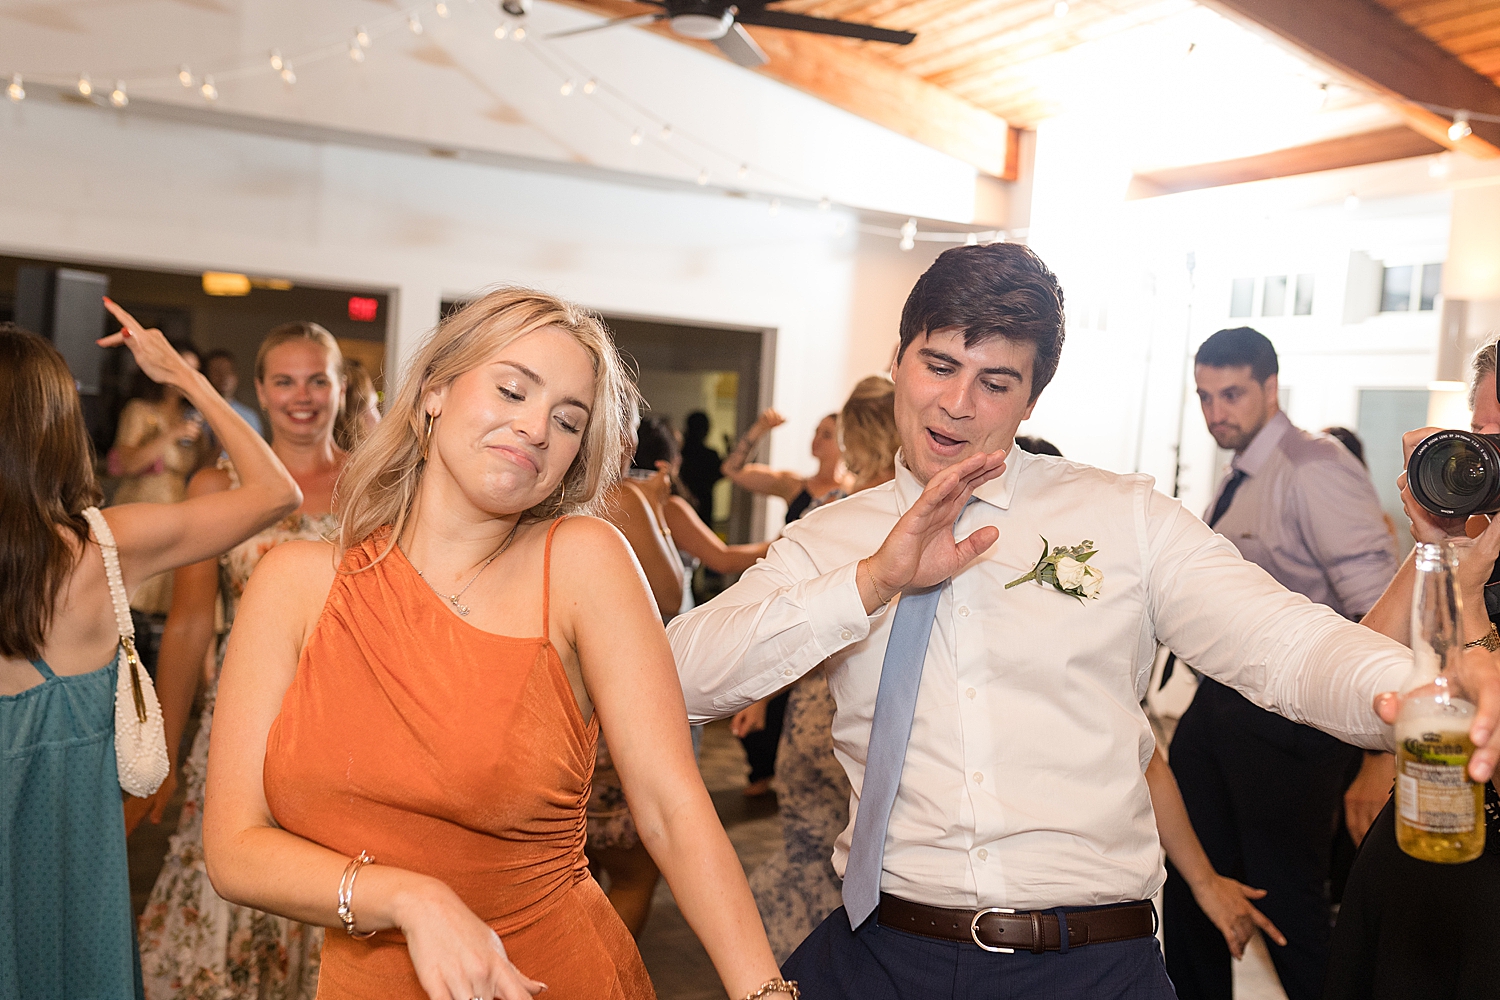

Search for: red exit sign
xmin=348 ymin=296 xmax=379 ymax=322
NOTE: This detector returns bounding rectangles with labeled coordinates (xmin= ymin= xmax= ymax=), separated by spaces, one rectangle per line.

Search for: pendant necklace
xmin=413 ymin=519 xmax=522 ymax=617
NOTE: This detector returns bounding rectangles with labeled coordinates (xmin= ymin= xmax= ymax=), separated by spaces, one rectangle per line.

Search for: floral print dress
xmin=137 ymin=505 xmax=337 ymax=1000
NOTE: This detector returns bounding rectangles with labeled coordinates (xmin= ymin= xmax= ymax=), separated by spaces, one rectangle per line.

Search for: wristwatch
xmin=1464 ymin=623 xmax=1500 ymax=652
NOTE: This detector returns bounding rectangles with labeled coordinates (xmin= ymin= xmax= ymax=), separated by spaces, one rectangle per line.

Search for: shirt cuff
xmin=805 ymin=559 xmax=883 ymax=661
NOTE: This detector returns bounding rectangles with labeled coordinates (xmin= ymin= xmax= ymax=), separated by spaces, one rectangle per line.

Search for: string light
xmin=965 ymin=232 xmax=978 ymax=245
xmin=629 ymin=129 xmax=643 ymax=145
xmin=495 ymin=25 xmax=507 ymax=39
xmin=1449 ymin=110 xmax=1472 ymax=142
xmin=76 ymin=73 xmax=92 ymax=97
xmin=512 ymin=25 xmax=526 ymax=40
xmin=738 ymin=164 xmax=749 ymax=179
xmin=435 ymin=2 xmax=450 ymax=17
xmin=109 ymin=80 xmax=128 ymax=107
xmin=200 ymin=75 xmax=218 ymax=101
xmin=280 ymin=63 xmax=297 ymax=84
xmin=834 ymin=219 xmax=848 ymax=237
xmin=269 ymin=49 xmax=284 ymax=72
xmin=349 ymin=41 xmax=366 ymax=62
xmin=1344 ymin=192 xmax=1360 ymax=211
xmin=1429 ymin=153 xmax=1452 ymax=179
xmin=408 ymin=12 xmax=424 ymax=35
xmin=356 ymin=27 xmax=371 ymax=48
xmin=7 ymin=74 xmax=23 ymax=102
xmin=660 ymin=123 xmax=672 ymax=139
xmin=1054 ymin=1 xmax=1069 ymax=17
xmin=697 ymin=169 xmax=709 ymax=185
xmin=559 ymin=79 xmax=574 ymax=96
xmin=818 ymin=196 xmax=831 ymax=211
xmin=178 ymin=65 xmax=193 ymax=87
xmin=899 ymin=218 xmax=917 ymax=250
xmin=582 ymin=78 xmax=596 ymax=95
xmin=768 ymin=198 xmax=780 ymax=216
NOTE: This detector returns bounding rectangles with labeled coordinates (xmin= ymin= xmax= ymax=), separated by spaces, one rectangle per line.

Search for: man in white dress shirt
xmin=666 ymin=244 xmax=1500 ymax=999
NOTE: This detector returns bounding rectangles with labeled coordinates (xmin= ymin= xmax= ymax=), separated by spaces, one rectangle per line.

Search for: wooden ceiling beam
xmin=1127 ymin=125 xmax=1444 ymax=198
xmin=1199 ymin=0 xmax=1500 ymax=157
xmin=551 ymin=0 xmax=1017 ymax=176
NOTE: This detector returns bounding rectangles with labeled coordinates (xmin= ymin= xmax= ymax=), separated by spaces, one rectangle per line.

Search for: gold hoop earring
xmin=555 ymin=482 xmax=568 ymax=512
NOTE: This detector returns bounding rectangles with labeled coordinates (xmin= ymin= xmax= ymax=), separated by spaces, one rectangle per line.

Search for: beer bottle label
xmin=1398 ymin=731 xmax=1477 ymax=834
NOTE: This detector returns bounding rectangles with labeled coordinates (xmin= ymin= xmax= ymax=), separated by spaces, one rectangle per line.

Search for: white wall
xmin=1 ymin=95 xmax=942 ymax=535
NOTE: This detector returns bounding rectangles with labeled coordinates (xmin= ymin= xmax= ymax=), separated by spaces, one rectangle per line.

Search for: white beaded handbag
xmin=82 ymin=506 xmax=170 ymax=797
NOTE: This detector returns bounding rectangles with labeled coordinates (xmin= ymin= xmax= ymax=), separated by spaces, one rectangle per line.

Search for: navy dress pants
xmin=1165 ymin=678 xmax=1362 ymax=1000
xmin=783 ymin=907 xmax=1178 ymax=1000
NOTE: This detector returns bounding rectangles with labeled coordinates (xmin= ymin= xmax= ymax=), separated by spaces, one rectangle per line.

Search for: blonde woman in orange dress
xmin=203 ymin=289 xmax=791 ymax=1000
xmin=137 ymin=322 xmax=347 ymax=1000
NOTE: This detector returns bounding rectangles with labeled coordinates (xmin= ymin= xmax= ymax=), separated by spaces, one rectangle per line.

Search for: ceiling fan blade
xmin=713 ymin=22 xmax=769 ymax=67
xmin=547 ymin=12 xmax=662 ymax=39
xmin=732 ymin=9 xmax=915 ymax=44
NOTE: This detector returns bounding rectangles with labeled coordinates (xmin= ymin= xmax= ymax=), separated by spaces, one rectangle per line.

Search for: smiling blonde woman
xmin=201 ymin=288 xmax=789 ymax=1000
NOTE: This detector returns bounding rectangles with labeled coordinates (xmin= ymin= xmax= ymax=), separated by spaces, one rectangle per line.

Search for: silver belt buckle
xmin=969 ymin=906 xmax=1016 ymax=953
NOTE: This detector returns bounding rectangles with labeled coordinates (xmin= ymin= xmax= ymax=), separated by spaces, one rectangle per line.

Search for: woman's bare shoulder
xmin=550 ymin=516 xmax=636 ymax=575
xmin=249 ymin=540 xmax=340 ymax=595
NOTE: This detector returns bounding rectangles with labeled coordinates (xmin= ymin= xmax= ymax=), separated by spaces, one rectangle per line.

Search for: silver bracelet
xmin=336 ymin=850 xmax=378 ymax=939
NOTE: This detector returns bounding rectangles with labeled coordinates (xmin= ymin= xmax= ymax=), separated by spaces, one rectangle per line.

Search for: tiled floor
xmin=127 ymin=715 xmax=1290 ymax=1000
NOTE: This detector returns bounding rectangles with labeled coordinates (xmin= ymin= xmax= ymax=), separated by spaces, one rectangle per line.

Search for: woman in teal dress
xmin=0 ymin=306 xmax=299 ymax=1000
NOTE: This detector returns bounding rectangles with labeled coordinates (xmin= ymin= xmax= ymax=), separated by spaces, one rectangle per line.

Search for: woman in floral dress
xmin=746 ymin=375 xmax=899 ymax=961
xmin=136 ymin=322 xmax=347 ymax=999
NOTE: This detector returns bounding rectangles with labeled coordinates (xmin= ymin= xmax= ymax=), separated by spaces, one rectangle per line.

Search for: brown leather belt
xmin=877 ymin=894 xmax=1156 ymax=954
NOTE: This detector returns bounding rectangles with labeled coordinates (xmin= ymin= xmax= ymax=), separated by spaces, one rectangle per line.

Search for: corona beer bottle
xmin=1396 ymin=541 xmax=1485 ymax=863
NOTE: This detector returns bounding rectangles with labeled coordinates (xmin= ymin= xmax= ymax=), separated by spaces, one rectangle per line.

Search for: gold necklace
xmin=412 ymin=520 xmax=522 ymax=617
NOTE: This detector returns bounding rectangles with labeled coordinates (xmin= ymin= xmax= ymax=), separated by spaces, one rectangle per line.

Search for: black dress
xmin=1322 ymin=756 xmax=1500 ymax=999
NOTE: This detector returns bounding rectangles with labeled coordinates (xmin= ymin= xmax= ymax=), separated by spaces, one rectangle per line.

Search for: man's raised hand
xmin=860 ymin=449 xmax=1006 ymax=612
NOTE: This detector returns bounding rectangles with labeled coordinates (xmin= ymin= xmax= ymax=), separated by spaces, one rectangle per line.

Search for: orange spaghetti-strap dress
xmin=263 ymin=520 xmax=654 ymax=999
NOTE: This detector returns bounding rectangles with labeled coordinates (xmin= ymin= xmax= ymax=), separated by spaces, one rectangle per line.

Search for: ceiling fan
xmin=546 ymin=0 xmax=917 ymax=68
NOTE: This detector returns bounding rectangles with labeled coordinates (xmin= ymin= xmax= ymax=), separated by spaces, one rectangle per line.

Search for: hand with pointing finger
xmin=860 ymin=449 xmax=1007 ymax=611
xmin=98 ymin=297 xmax=200 ymax=392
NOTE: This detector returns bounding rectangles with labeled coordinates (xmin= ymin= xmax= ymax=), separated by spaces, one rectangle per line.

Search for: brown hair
xmin=0 ymin=324 xmax=104 ymax=659
xmin=336 ymin=287 xmax=636 ymax=561
xmin=840 ymin=375 xmax=899 ymax=483
xmin=335 ymin=357 xmax=378 ymax=452
xmin=897 ymin=243 xmax=1066 ymax=403
xmin=255 ymin=321 xmax=342 ymax=383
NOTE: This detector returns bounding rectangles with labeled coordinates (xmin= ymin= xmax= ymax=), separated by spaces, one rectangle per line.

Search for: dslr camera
xmin=1406 ymin=430 xmax=1500 ymax=517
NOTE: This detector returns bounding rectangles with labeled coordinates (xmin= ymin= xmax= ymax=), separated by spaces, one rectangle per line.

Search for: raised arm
xmin=663 ymin=495 xmax=769 ymax=576
xmin=555 ymin=519 xmax=783 ymax=999
xmin=97 ymin=300 xmax=300 ymax=588
xmin=668 ymin=449 xmax=1006 ymax=722
xmin=203 ymin=541 xmax=545 ymax=1000
xmin=720 ymin=409 xmax=804 ymax=501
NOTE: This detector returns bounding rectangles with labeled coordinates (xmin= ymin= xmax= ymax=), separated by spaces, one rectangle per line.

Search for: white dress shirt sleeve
xmin=668 ymin=532 xmax=879 ymax=724
xmin=1144 ymin=485 xmax=1407 ymax=750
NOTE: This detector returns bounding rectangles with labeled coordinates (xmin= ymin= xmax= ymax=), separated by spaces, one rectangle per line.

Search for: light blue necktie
xmin=841 ymin=579 xmax=947 ymax=927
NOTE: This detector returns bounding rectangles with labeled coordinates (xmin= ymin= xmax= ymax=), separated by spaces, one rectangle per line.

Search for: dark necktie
xmin=1161 ymin=469 xmax=1248 ymax=689
xmin=1208 ymin=468 xmax=1248 ymax=528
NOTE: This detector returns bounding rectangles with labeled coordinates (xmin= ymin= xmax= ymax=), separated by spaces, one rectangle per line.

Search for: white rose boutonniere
xmin=1005 ymin=537 xmax=1103 ymax=602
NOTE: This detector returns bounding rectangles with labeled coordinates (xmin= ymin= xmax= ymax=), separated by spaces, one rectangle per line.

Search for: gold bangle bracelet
xmin=741 ymin=979 xmax=799 ymax=1000
xmin=336 ymin=851 xmax=378 ymax=939
xmin=1464 ymin=623 xmax=1500 ymax=652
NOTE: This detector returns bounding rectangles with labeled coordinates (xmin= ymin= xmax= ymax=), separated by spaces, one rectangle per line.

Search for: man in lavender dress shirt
xmin=1167 ymin=327 xmax=1398 ymax=1000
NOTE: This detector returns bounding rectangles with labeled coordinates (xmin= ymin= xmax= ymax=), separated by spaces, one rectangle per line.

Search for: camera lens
xmin=1408 ymin=431 xmax=1500 ymax=517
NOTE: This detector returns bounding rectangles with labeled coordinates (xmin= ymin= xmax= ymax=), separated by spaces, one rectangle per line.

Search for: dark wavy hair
xmin=0 ymin=324 xmax=104 ymax=659
xmin=897 ymin=243 xmax=1066 ymax=403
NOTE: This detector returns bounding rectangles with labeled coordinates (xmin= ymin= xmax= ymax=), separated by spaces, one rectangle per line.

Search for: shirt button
xmin=783 ymin=669 xmax=795 ymax=678
xmin=965 ymin=687 xmax=977 ymax=700
xmin=958 ymin=605 xmax=971 ymax=618
xmin=840 ymin=629 xmax=853 ymax=641
xmin=977 ymin=848 xmax=989 ymax=861
xmin=973 ymin=771 xmax=984 ymax=784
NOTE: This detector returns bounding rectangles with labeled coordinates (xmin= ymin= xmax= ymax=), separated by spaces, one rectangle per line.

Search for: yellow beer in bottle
xmin=1395 ymin=542 xmax=1484 ymax=863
